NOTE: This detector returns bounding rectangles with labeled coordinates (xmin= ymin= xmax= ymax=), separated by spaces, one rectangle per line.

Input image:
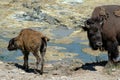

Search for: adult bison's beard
xmin=89 ymin=41 xmax=104 ymax=51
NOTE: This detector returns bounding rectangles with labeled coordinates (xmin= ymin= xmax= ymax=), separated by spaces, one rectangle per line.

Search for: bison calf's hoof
xmin=23 ymin=66 xmax=29 ymax=71
xmin=40 ymin=72 xmax=43 ymax=75
xmin=34 ymin=69 xmax=43 ymax=75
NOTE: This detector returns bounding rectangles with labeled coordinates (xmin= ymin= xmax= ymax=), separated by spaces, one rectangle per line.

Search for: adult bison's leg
xmin=107 ymin=40 xmax=120 ymax=63
xmin=22 ymin=51 xmax=29 ymax=70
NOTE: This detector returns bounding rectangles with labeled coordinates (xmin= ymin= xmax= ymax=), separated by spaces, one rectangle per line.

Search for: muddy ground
xmin=0 ymin=0 xmax=120 ymax=80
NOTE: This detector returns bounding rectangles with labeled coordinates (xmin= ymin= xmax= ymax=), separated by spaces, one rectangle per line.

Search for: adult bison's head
xmin=82 ymin=18 xmax=103 ymax=50
xmin=7 ymin=38 xmax=18 ymax=51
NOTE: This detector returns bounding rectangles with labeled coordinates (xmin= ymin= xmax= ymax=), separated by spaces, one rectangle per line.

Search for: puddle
xmin=51 ymin=25 xmax=74 ymax=39
xmin=49 ymin=41 xmax=108 ymax=63
xmin=0 ymin=27 xmax=108 ymax=64
xmin=0 ymin=35 xmax=9 ymax=41
xmin=60 ymin=0 xmax=83 ymax=4
xmin=0 ymin=50 xmax=35 ymax=63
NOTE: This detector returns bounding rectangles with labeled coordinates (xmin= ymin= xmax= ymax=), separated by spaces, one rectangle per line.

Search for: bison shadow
xmin=74 ymin=61 xmax=107 ymax=71
xmin=14 ymin=63 xmax=35 ymax=73
xmin=14 ymin=63 xmax=48 ymax=74
xmin=14 ymin=61 xmax=108 ymax=73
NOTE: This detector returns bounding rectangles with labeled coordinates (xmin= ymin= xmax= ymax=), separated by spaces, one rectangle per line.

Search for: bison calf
xmin=7 ymin=28 xmax=49 ymax=74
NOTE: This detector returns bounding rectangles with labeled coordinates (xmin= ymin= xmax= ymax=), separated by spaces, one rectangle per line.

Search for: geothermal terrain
xmin=0 ymin=0 xmax=120 ymax=80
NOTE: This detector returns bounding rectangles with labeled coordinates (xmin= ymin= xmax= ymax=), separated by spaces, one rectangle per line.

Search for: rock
xmin=0 ymin=61 xmax=3 ymax=64
xmin=61 ymin=76 xmax=68 ymax=79
xmin=20 ymin=71 xmax=26 ymax=74
xmin=22 ymin=2 xmax=31 ymax=9
xmin=117 ymin=78 xmax=120 ymax=80
xmin=14 ymin=6 xmax=60 ymax=25
xmin=94 ymin=66 xmax=104 ymax=72
xmin=52 ymin=70 xmax=61 ymax=75
xmin=10 ymin=69 xmax=18 ymax=73
xmin=44 ymin=64 xmax=53 ymax=68
xmin=111 ymin=68 xmax=116 ymax=72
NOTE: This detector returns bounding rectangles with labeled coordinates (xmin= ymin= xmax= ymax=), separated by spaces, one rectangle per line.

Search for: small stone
xmin=0 ymin=61 xmax=3 ymax=64
xmin=95 ymin=66 xmax=104 ymax=72
xmin=10 ymin=69 xmax=18 ymax=73
xmin=61 ymin=76 xmax=68 ymax=79
xmin=20 ymin=71 xmax=25 ymax=74
xmin=117 ymin=78 xmax=120 ymax=80
xmin=52 ymin=70 xmax=61 ymax=75
xmin=44 ymin=64 xmax=53 ymax=68
xmin=112 ymin=68 xmax=116 ymax=72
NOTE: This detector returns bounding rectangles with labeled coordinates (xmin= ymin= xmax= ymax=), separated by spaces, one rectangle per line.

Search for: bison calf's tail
xmin=42 ymin=36 xmax=50 ymax=42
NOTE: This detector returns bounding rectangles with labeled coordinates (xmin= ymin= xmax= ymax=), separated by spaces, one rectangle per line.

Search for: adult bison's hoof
xmin=105 ymin=61 xmax=114 ymax=68
xmin=113 ymin=56 xmax=120 ymax=63
xmin=34 ymin=69 xmax=38 ymax=74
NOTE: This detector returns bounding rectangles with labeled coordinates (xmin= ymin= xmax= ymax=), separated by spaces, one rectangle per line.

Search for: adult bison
xmin=7 ymin=28 xmax=50 ymax=74
xmin=82 ymin=5 xmax=120 ymax=64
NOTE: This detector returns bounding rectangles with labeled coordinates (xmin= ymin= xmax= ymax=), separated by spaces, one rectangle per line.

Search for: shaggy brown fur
xmin=8 ymin=28 xmax=50 ymax=74
xmin=83 ymin=5 xmax=120 ymax=64
xmin=114 ymin=10 xmax=120 ymax=17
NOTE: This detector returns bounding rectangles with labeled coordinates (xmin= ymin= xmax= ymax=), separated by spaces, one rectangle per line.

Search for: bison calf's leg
xmin=40 ymin=51 xmax=46 ymax=75
xmin=40 ymin=37 xmax=47 ymax=75
xmin=33 ymin=51 xmax=41 ymax=73
xmin=23 ymin=51 xmax=29 ymax=70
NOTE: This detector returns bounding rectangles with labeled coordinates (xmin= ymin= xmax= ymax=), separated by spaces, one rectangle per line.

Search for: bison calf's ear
xmin=7 ymin=38 xmax=18 ymax=51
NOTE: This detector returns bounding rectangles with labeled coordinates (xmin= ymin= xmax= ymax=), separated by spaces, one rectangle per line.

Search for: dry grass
xmin=82 ymin=48 xmax=107 ymax=56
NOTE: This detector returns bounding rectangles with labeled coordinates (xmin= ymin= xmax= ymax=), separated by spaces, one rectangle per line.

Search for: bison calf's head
xmin=82 ymin=18 xmax=103 ymax=50
xmin=8 ymin=38 xmax=18 ymax=51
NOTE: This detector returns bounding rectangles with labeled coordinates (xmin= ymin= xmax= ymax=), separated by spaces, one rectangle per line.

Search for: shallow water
xmin=0 ymin=35 xmax=9 ymax=41
xmin=0 ymin=27 xmax=108 ymax=63
xmin=51 ymin=26 xmax=74 ymax=39
xmin=49 ymin=40 xmax=108 ymax=63
xmin=61 ymin=0 xmax=83 ymax=4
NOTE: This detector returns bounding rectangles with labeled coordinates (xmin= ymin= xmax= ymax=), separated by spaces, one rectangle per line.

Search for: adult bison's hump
xmin=92 ymin=5 xmax=120 ymax=19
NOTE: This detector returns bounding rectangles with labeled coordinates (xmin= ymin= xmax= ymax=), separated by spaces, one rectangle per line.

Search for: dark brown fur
xmin=8 ymin=28 xmax=50 ymax=74
xmin=83 ymin=5 xmax=120 ymax=64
